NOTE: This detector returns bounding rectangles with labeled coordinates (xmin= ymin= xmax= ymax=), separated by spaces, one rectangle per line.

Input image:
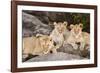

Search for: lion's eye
xmin=50 ymin=39 xmax=52 ymax=41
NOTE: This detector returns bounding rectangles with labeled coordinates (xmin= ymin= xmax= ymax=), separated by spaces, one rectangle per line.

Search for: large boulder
xmin=57 ymin=44 xmax=90 ymax=58
xmin=26 ymin=52 xmax=83 ymax=62
xmin=22 ymin=12 xmax=52 ymax=37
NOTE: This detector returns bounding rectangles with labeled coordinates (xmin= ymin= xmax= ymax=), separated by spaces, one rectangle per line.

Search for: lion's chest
xmin=50 ymin=30 xmax=64 ymax=44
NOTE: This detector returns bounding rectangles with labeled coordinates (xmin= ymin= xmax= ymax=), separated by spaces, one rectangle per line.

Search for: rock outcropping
xmin=22 ymin=11 xmax=90 ymax=62
xmin=27 ymin=52 xmax=83 ymax=62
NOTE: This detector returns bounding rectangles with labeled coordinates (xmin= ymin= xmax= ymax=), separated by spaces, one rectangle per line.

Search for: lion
xmin=64 ymin=23 xmax=90 ymax=51
xmin=50 ymin=21 xmax=68 ymax=53
xmin=23 ymin=34 xmax=55 ymax=58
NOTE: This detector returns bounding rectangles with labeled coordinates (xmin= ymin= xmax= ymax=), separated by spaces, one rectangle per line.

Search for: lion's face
xmin=54 ymin=22 xmax=67 ymax=33
xmin=40 ymin=35 xmax=54 ymax=48
xmin=70 ymin=23 xmax=83 ymax=38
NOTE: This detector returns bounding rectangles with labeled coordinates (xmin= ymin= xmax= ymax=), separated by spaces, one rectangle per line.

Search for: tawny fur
xmin=23 ymin=35 xmax=55 ymax=57
xmin=50 ymin=21 xmax=68 ymax=53
xmin=64 ymin=23 xmax=90 ymax=51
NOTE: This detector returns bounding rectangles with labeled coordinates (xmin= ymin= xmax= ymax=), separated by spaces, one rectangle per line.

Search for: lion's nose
xmin=76 ymin=42 xmax=80 ymax=45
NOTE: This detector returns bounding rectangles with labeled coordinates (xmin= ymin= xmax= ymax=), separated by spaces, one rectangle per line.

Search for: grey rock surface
xmin=26 ymin=52 xmax=84 ymax=62
xmin=57 ymin=44 xmax=90 ymax=58
xmin=22 ymin=12 xmax=52 ymax=37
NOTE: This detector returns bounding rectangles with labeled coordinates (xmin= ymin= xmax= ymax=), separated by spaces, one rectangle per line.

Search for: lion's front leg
xmin=85 ymin=44 xmax=90 ymax=50
xmin=57 ymin=39 xmax=64 ymax=48
xmin=51 ymin=45 xmax=58 ymax=54
xmin=51 ymin=48 xmax=57 ymax=54
xmin=66 ymin=37 xmax=78 ymax=50
xmin=72 ymin=43 xmax=78 ymax=50
xmin=80 ymin=42 xmax=85 ymax=51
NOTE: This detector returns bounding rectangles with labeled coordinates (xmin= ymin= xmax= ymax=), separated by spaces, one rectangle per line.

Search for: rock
xmin=22 ymin=12 xmax=52 ymax=37
xmin=22 ymin=12 xmax=48 ymax=27
xmin=57 ymin=44 xmax=90 ymax=58
xmin=22 ymin=28 xmax=33 ymax=37
xmin=57 ymin=44 xmax=78 ymax=54
xmin=26 ymin=52 xmax=83 ymax=62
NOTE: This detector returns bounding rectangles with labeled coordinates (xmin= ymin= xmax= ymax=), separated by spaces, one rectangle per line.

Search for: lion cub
xmin=50 ymin=21 xmax=68 ymax=53
xmin=64 ymin=23 xmax=90 ymax=51
xmin=23 ymin=34 xmax=55 ymax=58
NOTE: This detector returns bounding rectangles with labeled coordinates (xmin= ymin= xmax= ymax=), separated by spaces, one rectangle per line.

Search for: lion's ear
xmin=63 ymin=21 xmax=68 ymax=26
xmin=70 ymin=24 xmax=74 ymax=29
xmin=53 ymin=22 xmax=57 ymax=26
xmin=79 ymin=23 xmax=83 ymax=28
